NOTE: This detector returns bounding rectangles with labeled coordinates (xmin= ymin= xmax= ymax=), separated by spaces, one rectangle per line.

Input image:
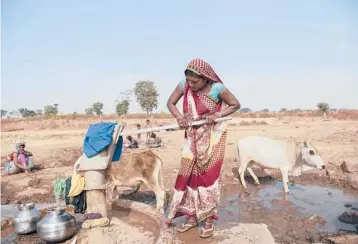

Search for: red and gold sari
xmin=167 ymin=59 xmax=227 ymax=223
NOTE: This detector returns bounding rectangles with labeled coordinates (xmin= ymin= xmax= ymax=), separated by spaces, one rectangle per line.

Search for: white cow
xmin=237 ymin=136 xmax=325 ymax=193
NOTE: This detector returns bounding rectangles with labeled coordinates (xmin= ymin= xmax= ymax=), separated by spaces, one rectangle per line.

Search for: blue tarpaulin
xmin=83 ymin=122 xmax=123 ymax=162
xmin=112 ymin=135 xmax=123 ymax=162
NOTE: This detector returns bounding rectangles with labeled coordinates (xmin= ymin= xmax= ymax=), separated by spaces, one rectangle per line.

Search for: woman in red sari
xmin=166 ymin=58 xmax=241 ymax=238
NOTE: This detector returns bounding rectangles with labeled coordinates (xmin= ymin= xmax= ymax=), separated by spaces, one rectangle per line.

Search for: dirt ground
xmin=1 ymin=116 xmax=358 ymax=243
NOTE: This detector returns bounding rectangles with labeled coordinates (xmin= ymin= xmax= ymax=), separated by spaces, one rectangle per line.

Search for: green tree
xmin=134 ymin=80 xmax=159 ymax=114
xmin=317 ymin=102 xmax=329 ymax=118
xmin=239 ymin=107 xmax=251 ymax=113
xmin=18 ymin=108 xmax=37 ymax=117
xmin=9 ymin=110 xmax=20 ymax=117
xmin=290 ymin=108 xmax=302 ymax=112
xmin=317 ymin=102 xmax=329 ymax=113
xmin=260 ymin=108 xmax=269 ymax=112
xmin=92 ymin=102 xmax=104 ymax=115
xmin=44 ymin=104 xmax=59 ymax=116
xmin=1 ymin=109 xmax=7 ymax=118
xmin=280 ymin=108 xmax=288 ymax=112
xmin=85 ymin=107 xmax=94 ymax=115
xmin=36 ymin=109 xmax=43 ymax=116
xmin=116 ymin=100 xmax=130 ymax=116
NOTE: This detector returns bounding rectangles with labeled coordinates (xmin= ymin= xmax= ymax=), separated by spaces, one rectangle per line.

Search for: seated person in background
xmin=125 ymin=136 xmax=139 ymax=149
xmin=3 ymin=141 xmax=34 ymax=176
xmin=146 ymin=132 xmax=162 ymax=148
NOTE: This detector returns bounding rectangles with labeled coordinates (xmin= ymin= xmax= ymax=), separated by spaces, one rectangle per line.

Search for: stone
xmin=327 ymin=234 xmax=358 ymax=244
xmin=1 ymin=219 xmax=8 ymax=230
xmin=338 ymin=211 xmax=358 ymax=225
xmin=7 ymin=217 xmax=14 ymax=227
xmin=73 ymin=221 xmax=155 ymax=244
xmin=0 ymin=217 xmax=14 ymax=230
xmin=213 ymin=223 xmax=276 ymax=244
xmin=110 ymin=217 xmax=127 ymax=226
xmin=326 ymin=164 xmax=347 ymax=181
xmin=302 ymin=168 xmax=327 ymax=177
xmin=1 ymin=198 xmax=9 ymax=205
xmin=347 ymin=174 xmax=358 ymax=190
xmin=306 ymin=214 xmax=326 ymax=226
xmin=340 ymin=159 xmax=358 ymax=173
xmin=344 ymin=203 xmax=352 ymax=208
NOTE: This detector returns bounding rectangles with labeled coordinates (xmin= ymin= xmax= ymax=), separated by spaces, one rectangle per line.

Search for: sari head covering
xmin=185 ymin=58 xmax=223 ymax=83
xmin=183 ymin=58 xmax=224 ymax=116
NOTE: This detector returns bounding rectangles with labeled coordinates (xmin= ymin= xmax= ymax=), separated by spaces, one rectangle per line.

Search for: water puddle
xmin=255 ymin=180 xmax=358 ymax=232
xmin=120 ymin=189 xmax=241 ymax=230
xmin=118 ymin=188 xmax=241 ymax=243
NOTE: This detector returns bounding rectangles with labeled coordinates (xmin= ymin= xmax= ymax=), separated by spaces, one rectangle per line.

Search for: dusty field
xmin=1 ymin=115 xmax=358 ymax=243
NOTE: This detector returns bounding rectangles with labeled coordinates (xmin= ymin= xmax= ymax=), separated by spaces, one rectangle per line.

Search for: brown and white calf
xmin=104 ymin=150 xmax=166 ymax=213
xmin=237 ymin=136 xmax=325 ymax=194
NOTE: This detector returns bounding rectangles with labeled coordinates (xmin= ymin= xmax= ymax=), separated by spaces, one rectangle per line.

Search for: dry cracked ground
xmin=1 ymin=116 xmax=358 ymax=244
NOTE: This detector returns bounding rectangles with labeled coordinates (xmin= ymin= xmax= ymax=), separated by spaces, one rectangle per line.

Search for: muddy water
xmin=256 ymin=181 xmax=358 ymax=232
xmin=120 ymin=182 xmax=358 ymax=243
xmin=119 ymin=190 xmax=241 ymax=243
xmin=120 ymin=190 xmax=241 ymax=230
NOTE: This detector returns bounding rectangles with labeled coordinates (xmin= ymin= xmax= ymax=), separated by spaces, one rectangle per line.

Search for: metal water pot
xmin=14 ymin=203 xmax=41 ymax=234
xmin=37 ymin=207 xmax=76 ymax=243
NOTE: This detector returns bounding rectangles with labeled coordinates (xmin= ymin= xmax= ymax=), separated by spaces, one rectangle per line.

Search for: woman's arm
xmin=219 ymin=88 xmax=241 ymax=117
xmin=167 ymin=85 xmax=184 ymax=119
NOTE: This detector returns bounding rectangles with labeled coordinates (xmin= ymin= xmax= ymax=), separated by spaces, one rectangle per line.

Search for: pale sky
xmin=1 ymin=0 xmax=358 ymax=114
